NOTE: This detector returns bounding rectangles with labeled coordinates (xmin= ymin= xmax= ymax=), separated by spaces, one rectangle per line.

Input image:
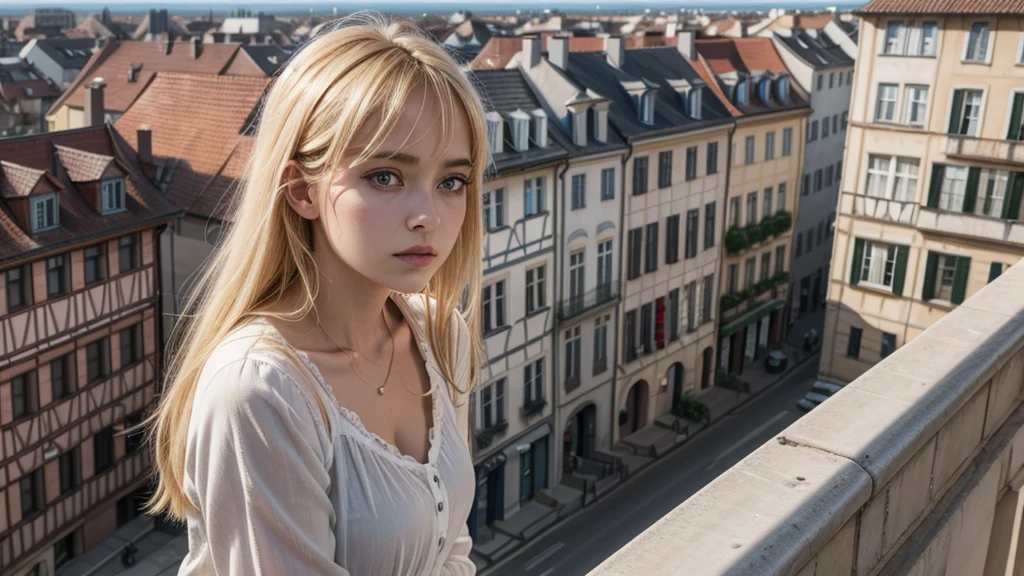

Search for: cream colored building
xmin=820 ymin=1 xmax=1024 ymax=384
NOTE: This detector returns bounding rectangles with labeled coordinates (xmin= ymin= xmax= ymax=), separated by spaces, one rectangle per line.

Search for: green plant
xmin=720 ymin=290 xmax=748 ymax=311
xmin=773 ymin=270 xmax=791 ymax=284
xmin=744 ymin=222 xmax=766 ymax=245
xmin=673 ymin=396 xmax=711 ymax=424
xmin=725 ymin=227 xmax=747 ymax=254
xmin=770 ymin=211 xmax=793 ymax=236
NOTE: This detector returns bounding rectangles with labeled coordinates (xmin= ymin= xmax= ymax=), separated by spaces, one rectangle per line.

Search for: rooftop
xmin=858 ymin=0 xmax=1024 ymax=15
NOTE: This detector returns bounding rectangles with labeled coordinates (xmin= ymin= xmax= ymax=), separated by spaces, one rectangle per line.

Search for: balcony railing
xmin=557 ymin=280 xmax=620 ymax=321
xmin=725 ymin=211 xmax=793 ymax=255
xmin=720 ymin=271 xmax=790 ymax=320
xmin=591 ymin=260 xmax=1024 ymax=576
xmin=944 ymin=134 xmax=1024 ymax=165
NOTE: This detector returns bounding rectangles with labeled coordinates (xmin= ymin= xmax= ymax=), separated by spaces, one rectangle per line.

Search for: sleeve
xmin=450 ymin=307 xmax=475 ymax=450
xmin=442 ymin=522 xmax=478 ymax=575
xmin=186 ymin=357 xmax=349 ymax=575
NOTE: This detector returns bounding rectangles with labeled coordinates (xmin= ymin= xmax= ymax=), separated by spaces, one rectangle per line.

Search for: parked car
xmin=764 ymin=349 xmax=788 ymax=373
xmin=796 ymin=391 xmax=831 ymax=412
xmin=796 ymin=379 xmax=847 ymax=412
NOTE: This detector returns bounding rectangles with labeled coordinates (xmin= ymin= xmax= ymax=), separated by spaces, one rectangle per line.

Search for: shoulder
xmin=396 ymin=292 xmax=469 ymax=343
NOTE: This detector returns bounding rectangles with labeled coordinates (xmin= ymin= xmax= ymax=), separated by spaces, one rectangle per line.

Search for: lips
xmin=394 ymin=245 xmax=437 ymax=268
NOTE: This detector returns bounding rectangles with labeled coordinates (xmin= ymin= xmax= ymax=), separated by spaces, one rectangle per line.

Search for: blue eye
xmin=370 ymin=171 xmax=400 ymax=187
xmin=439 ymin=176 xmax=469 ymax=194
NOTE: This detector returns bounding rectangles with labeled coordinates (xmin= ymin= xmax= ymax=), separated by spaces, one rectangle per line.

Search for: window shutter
xmin=963 ymin=167 xmax=981 ymax=213
xmin=928 ymin=164 xmax=945 ymax=208
xmin=988 ymin=262 xmax=1004 ymax=283
xmin=1007 ymin=93 xmax=1024 ymax=140
xmin=948 ymin=90 xmax=964 ymax=134
xmin=951 ymin=256 xmax=971 ymax=305
xmin=850 ymin=238 xmax=865 ymax=286
xmin=1004 ymin=172 xmax=1024 ymax=220
xmin=922 ymin=251 xmax=938 ymax=301
xmin=892 ymin=245 xmax=909 ymax=297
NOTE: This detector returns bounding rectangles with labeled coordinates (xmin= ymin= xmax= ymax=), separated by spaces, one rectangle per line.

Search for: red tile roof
xmin=114 ymin=71 xmax=268 ymax=220
xmin=859 ymin=0 xmax=1024 ymax=14
xmin=49 ymin=40 xmax=241 ymax=115
xmin=0 ymin=162 xmax=56 ymax=198
xmin=691 ymin=55 xmax=742 ymax=117
xmin=0 ymin=80 xmax=60 ymax=105
xmin=696 ymin=37 xmax=790 ymax=75
xmin=54 ymin=145 xmax=118 ymax=182
xmin=795 ymin=14 xmax=836 ymax=29
xmin=193 ymin=136 xmax=254 ymax=222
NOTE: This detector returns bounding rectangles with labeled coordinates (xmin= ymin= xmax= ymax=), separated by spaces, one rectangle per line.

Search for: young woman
xmin=146 ymin=13 xmax=487 ymax=575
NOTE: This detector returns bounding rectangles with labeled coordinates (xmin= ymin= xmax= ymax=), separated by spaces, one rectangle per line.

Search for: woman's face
xmin=315 ymin=86 xmax=472 ymax=294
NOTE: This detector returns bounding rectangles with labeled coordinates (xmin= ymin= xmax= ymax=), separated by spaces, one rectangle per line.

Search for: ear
xmin=282 ymin=160 xmax=319 ymax=221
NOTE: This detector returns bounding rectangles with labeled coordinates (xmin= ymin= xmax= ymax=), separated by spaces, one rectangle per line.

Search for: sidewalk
xmin=472 ymin=346 xmax=819 ymax=573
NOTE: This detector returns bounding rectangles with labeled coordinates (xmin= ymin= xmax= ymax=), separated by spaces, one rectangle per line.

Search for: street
xmin=482 ymin=356 xmax=821 ymax=576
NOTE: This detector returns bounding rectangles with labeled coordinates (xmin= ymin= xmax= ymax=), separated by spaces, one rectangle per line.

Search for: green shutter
xmin=988 ymin=262 xmax=1004 ymax=283
xmin=928 ymin=164 xmax=945 ymax=208
xmin=963 ymin=167 xmax=981 ymax=213
xmin=1004 ymin=172 xmax=1024 ymax=220
xmin=892 ymin=245 xmax=909 ymax=297
xmin=951 ymin=256 xmax=971 ymax=305
xmin=922 ymin=251 xmax=938 ymax=301
xmin=948 ymin=90 xmax=964 ymax=134
xmin=1008 ymin=94 xmax=1024 ymax=140
xmin=850 ymin=238 xmax=865 ymax=286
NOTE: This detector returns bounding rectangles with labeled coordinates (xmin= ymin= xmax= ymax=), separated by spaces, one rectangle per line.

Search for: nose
xmin=406 ymin=187 xmax=441 ymax=233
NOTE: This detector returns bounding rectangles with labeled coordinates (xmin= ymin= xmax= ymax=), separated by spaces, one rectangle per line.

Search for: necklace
xmin=317 ymin=307 xmax=395 ymax=395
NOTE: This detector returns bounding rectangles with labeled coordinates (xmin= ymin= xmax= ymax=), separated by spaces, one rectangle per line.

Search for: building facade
xmin=820 ymin=1 xmax=1024 ymax=384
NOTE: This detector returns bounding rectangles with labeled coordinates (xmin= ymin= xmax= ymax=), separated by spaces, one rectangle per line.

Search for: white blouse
xmin=178 ymin=293 xmax=477 ymax=575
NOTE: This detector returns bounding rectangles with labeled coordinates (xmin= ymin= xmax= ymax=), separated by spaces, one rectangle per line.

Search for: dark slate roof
xmin=240 ymin=44 xmax=295 ymax=76
xmin=560 ymin=48 xmax=733 ymax=141
xmin=774 ymin=30 xmax=854 ymax=70
xmin=467 ymin=68 xmax=569 ymax=174
xmin=34 ymin=38 xmax=96 ymax=69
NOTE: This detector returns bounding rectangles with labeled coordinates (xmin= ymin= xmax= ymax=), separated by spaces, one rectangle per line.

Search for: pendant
xmin=378 ymin=386 xmax=385 ymax=395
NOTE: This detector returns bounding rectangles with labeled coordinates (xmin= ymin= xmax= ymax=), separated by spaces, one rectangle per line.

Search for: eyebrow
xmin=369 ymin=151 xmax=473 ymax=169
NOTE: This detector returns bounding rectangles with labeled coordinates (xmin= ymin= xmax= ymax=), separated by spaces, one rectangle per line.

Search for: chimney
xmin=604 ymin=36 xmax=624 ymax=68
xmin=523 ymin=36 xmax=541 ymax=69
xmin=191 ymin=36 xmax=202 ymax=59
xmin=676 ymin=31 xmax=695 ymax=60
xmin=84 ymin=79 xmax=106 ymax=127
xmin=549 ymin=36 xmax=568 ymax=70
xmin=137 ymin=125 xmax=152 ymax=165
xmin=127 ymin=63 xmax=140 ymax=82
xmin=666 ymin=22 xmax=678 ymax=38
xmin=740 ymin=22 xmax=750 ymax=37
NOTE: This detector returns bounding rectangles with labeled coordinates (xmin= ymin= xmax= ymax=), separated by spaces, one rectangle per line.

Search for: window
xmin=704 ymin=201 xmax=716 ymax=249
xmin=775 ymin=245 xmax=786 ymax=275
xmin=701 ymin=274 xmax=714 ymax=324
xmin=640 ymin=91 xmax=656 ymax=123
xmin=659 ymin=151 xmax=673 ymax=189
xmin=524 ymin=176 xmax=546 ymax=216
xmin=633 ymin=156 xmax=649 ymax=195
xmin=624 ymin=309 xmax=638 ymax=362
xmin=814 ymin=169 xmax=823 ymax=192
xmin=778 ymin=184 xmax=787 ymax=212
xmin=782 ymin=128 xmax=792 ymax=157
xmin=6 ymin=264 xmax=32 ymax=311
xmin=763 ymin=187 xmax=773 ymax=218
xmin=86 ymin=338 xmax=109 ymax=382
xmin=976 ymin=169 xmax=1009 ymax=218
xmin=858 ymin=242 xmax=899 ymax=289
xmin=597 ymin=240 xmax=613 ymax=290
xmin=601 ymin=168 xmax=615 ymax=201
xmin=809 ymin=120 xmax=818 ymax=142
xmin=924 ymin=252 xmax=971 ymax=304
xmin=875 ymin=84 xmax=897 ymax=122
xmin=644 ymin=223 xmax=659 ymax=273
xmin=964 ymin=22 xmax=991 ymax=62
xmin=842 ymin=111 xmax=849 ymax=130
xmin=744 ymin=135 xmax=755 ymax=165
xmin=866 ymin=155 xmax=920 ymax=202
xmin=881 ymin=332 xmax=897 ymax=359
xmin=931 ymin=254 xmax=960 ymax=302
xmin=939 ymin=165 xmax=969 ymax=211
xmin=593 ymin=313 xmax=606 ymax=373
xmin=904 ymin=85 xmax=928 ymax=126
xmin=483 ymin=188 xmax=505 ymax=230
xmin=760 ymin=252 xmax=771 ymax=282
xmin=640 ymin=303 xmax=653 ymax=354
xmin=482 ymin=280 xmax=508 ymax=334
xmin=594 ymin=315 xmax=609 ymax=374
xmin=685 ymin=146 xmax=698 ymax=181
xmin=825 ymin=166 xmax=834 ymax=187
xmin=833 ymin=114 xmax=839 ymax=134
xmin=989 ymin=262 xmax=1005 ymax=283
xmin=816 ymin=74 xmax=824 ymax=91
xmin=744 ymin=257 xmax=756 ymax=290
xmin=627 ymin=228 xmax=642 ymax=279
xmin=803 ymin=174 xmax=811 ymax=196
xmin=84 ymin=244 xmax=106 ymax=285
xmin=848 ymin=327 xmax=862 ymax=359
xmin=524 ymin=359 xmax=544 ymax=406
xmin=118 ymin=234 xmax=139 ymax=274
xmin=829 ymin=72 xmax=834 ymax=89
xmin=46 ymin=254 xmax=68 ymax=297
xmin=101 ymin=178 xmax=125 ymax=214
xmin=59 ymin=446 xmax=81 ymax=494
xmin=20 ymin=468 xmax=42 ymax=518
xmin=746 ymin=192 xmax=757 ymax=225
xmin=119 ymin=323 xmax=142 ymax=368
xmin=11 ymin=371 xmax=37 ymax=419
xmin=655 ymin=297 xmax=666 ymax=349
xmin=884 ymin=21 xmax=904 ymax=54
xmin=837 ymin=161 xmax=843 ymax=182
xmin=920 ymin=23 xmax=938 ymax=56
xmin=764 ymin=131 xmax=775 ymax=161
xmin=822 ymin=118 xmax=830 ymax=138
xmin=685 ymin=209 xmax=699 ymax=259
xmin=94 ymin=427 xmax=115 ymax=474
xmin=949 ymin=89 xmax=983 ymax=136
xmin=30 ymin=193 xmax=59 ymax=233
xmin=1009 ymin=93 xmax=1024 ymax=140
xmin=727 ymin=263 xmax=738 ymax=293
xmin=668 ymin=288 xmax=680 ymax=341
xmin=569 ymin=252 xmax=585 ymax=306
xmin=51 ymin=354 xmax=72 ymax=401
xmin=729 ymin=197 xmax=741 ymax=228
xmin=480 ymin=379 xmax=506 ymax=428
xmin=665 ymin=215 xmax=680 ymax=264
xmin=569 ymin=174 xmax=586 ymax=210
xmin=687 ymin=86 xmax=704 ymax=119
xmin=685 ymin=281 xmax=697 ymax=332
xmin=707 ymin=141 xmax=719 ymax=174
xmin=526 ymin=265 xmax=546 ymax=314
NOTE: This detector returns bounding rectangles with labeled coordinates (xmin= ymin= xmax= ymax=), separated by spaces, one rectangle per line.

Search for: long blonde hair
xmin=146 ymin=13 xmax=487 ymax=521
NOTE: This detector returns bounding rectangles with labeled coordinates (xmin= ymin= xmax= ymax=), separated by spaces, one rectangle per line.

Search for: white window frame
xmin=525 ymin=265 xmax=546 ymax=314
xmin=904 ymin=85 xmax=929 ymax=126
xmin=976 ymin=168 xmax=1008 ymax=218
xmin=934 ymin=255 xmax=958 ymax=301
xmin=597 ymin=239 xmax=613 ymax=288
xmin=478 ymin=378 xmax=506 ymax=430
xmin=860 ymin=242 xmax=898 ymax=290
xmin=531 ymin=109 xmax=548 ymax=148
xmin=571 ymin=173 xmax=586 ymax=210
xmin=600 ymin=167 xmax=615 ymax=200
xmin=883 ymin=20 xmax=904 ymax=55
xmin=954 ymin=89 xmax=984 ymax=137
xmin=593 ymin=315 xmax=609 ymax=373
xmin=744 ymin=135 xmax=755 ymax=165
xmin=866 ymin=154 xmax=920 ymax=202
xmin=30 ymin=193 xmax=59 ymax=233
xmin=1017 ymin=33 xmax=1024 ymax=64
xmin=640 ymin=91 xmax=655 ymax=124
xmin=524 ymin=359 xmax=544 ymax=405
xmin=689 ymin=86 xmax=703 ymax=120
xmin=940 ymin=165 xmax=969 ymax=212
xmin=564 ymin=326 xmax=581 ymax=383
xmin=101 ymin=178 xmax=126 ymax=215
xmin=482 ymin=279 xmax=508 ymax=334
xmin=512 ymin=117 xmax=530 ymax=152
xmin=486 ymin=112 xmax=503 ymax=154
xmin=483 ymin=187 xmax=505 ymax=230
xmin=569 ymin=250 xmax=585 ymax=301
xmin=524 ymin=176 xmax=546 ymax=216
xmin=875 ymin=83 xmax=898 ymax=123
xmin=764 ymin=131 xmax=775 ymax=161
xmin=963 ymin=21 xmax=993 ymax=64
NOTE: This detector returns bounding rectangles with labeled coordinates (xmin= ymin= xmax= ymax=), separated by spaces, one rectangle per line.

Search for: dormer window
xmin=101 ymin=178 xmax=126 ymax=214
xmin=640 ymin=91 xmax=656 ymax=124
xmin=572 ymin=110 xmax=588 ymax=146
xmin=486 ymin=111 xmax=504 ymax=154
xmin=777 ymin=76 xmax=791 ymax=103
xmin=736 ymin=80 xmax=749 ymax=106
xmin=31 ymin=193 xmax=59 ymax=233
xmin=510 ymin=110 xmax=531 ymax=152
xmin=531 ymin=109 xmax=548 ymax=149
xmin=689 ymin=86 xmax=703 ymax=120
xmin=758 ymin=79 xmax=772 ymax=106
xmin=591 ymin=105 xmax=609 ymax=143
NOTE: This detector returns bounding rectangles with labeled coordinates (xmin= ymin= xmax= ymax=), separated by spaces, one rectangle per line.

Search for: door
xmin=702 ymin=347 xmax=714 ymax=389
xmin=669 ymin=363 xmax=684 ymax=410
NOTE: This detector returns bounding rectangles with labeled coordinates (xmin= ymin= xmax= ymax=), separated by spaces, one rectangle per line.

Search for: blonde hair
xmin=145 ymin=13 xmax=487 ymax=521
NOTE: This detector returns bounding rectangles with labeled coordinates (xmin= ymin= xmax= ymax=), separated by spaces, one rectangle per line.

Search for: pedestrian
xmin=144 ymin=12 xmax=487 ymax=575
